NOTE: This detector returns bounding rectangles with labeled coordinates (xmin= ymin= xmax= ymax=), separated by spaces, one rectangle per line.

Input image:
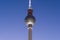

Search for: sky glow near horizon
xmin=0 ymin=0 xmax=60 ymax=40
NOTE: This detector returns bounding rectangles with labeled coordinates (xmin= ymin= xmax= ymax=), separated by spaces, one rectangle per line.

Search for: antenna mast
xmin=29 ymin=0 xmax=32 ymax=9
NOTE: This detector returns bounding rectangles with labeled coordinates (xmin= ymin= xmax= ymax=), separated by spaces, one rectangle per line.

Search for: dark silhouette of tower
xmin=24 ymin=0 xmax=36 ymax=40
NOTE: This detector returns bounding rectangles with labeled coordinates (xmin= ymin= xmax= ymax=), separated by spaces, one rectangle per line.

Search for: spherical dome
xmin=25 ymin=15 xmax=36 ymax=26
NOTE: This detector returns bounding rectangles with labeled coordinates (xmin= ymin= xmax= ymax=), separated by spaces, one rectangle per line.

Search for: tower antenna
xmin=29 ymin=0 xmax=32 ymax=9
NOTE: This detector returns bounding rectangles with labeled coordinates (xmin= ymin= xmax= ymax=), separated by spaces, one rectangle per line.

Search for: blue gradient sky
xmin=0 ymin=0 xmax=60 ymax=40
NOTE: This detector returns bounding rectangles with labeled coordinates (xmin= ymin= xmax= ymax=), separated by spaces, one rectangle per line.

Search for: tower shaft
xmin=28 ymin=27 xmax=32 ymax=40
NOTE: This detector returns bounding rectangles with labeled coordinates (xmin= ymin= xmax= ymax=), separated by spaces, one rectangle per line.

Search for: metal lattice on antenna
xmin=29 ymin=0 xmax=32 ymax=9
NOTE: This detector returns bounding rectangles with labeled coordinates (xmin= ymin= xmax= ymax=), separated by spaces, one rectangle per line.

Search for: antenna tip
xmin=29 ymin=0 xmax=32 ymax=9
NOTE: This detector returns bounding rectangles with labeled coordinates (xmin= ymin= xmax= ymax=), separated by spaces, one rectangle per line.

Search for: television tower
xmin=24 ymin=0 xmax=36 ymax=40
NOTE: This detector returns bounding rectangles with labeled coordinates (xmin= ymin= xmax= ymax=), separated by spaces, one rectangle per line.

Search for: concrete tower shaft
xmin=28 ymin=27 xmax=32 ymax=40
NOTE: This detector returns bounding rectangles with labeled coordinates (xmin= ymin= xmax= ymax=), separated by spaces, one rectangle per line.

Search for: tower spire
xmin=29 ymin=0 xmax=32 ymax=9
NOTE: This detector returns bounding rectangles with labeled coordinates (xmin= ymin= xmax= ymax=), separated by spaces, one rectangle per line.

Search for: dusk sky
xmin=0 ymin=0 xmax=60 ymax=40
